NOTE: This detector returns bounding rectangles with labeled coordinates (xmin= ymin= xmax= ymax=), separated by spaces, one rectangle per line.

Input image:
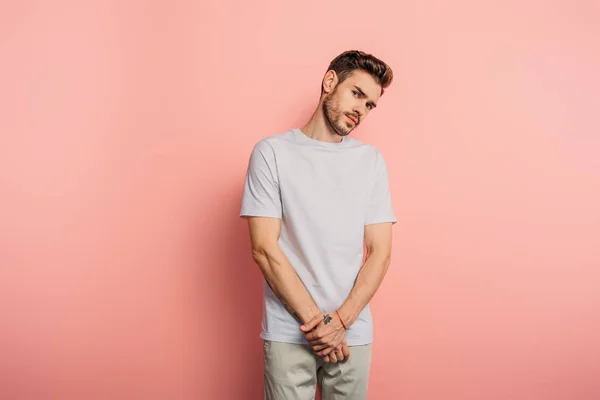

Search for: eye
xmin=352 ymin=90 xmax=359 ymax=97
xmin=366 ymin=103 xmax=373 ymax=110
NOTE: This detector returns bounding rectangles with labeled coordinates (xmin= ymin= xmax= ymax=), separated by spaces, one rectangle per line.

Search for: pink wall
xmin=1 ymin=1 xmax=599 ymax=399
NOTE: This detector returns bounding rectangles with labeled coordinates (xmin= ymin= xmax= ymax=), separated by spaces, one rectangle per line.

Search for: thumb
xmin=300 ymin=314 xmax=321 ymax=332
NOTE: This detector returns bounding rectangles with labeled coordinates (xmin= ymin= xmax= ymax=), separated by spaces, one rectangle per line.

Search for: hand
xmin=322 ymin=339 xmax=351 ymax=363
xmin=300 ymin=312 xmax=346 ymax=359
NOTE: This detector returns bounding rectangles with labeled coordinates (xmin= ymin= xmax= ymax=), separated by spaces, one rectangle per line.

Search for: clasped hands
xmin=299 ymin=311 xmax=350 ymax=363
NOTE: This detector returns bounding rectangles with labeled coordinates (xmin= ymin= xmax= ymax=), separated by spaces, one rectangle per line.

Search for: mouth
xmin=346 ymin=114 xmax=358 ymax=125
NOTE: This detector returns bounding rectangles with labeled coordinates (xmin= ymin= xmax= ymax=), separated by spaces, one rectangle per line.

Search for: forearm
xmin=252 ymin=245 xmax=321 ymax=324
xmin=338 ymin=252 xmax=391 ymax=327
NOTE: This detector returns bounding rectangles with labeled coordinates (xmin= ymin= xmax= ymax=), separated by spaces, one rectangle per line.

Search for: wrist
xmin=336 ymin=305 xmax=355 ymax=329
xmin=301 ymin=306 xmax=322 ymax=325
xmin=335 ymin=310 xmax=348 ymax=330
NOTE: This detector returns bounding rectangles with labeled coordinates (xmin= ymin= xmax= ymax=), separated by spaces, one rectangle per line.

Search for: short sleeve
xmin=365 ymin=151 xmax=397 ymax=225
xmin=240 ymin=140 xmax=282 ymax=219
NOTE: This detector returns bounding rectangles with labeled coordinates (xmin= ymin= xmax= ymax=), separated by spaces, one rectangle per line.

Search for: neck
xmin=300 ymin=102 xmax=343 ymax=143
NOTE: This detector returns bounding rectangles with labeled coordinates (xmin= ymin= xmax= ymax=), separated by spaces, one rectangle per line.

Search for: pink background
xmin=1 ymin=1 xmax=599 ymax=399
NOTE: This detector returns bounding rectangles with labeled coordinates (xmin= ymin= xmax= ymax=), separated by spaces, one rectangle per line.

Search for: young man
xmin=240 ymin=50 xmax=396 ymax=400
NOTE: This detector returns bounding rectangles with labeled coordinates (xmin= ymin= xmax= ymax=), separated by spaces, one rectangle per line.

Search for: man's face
xmin=322 ymin=70 xmax=382 ymax=137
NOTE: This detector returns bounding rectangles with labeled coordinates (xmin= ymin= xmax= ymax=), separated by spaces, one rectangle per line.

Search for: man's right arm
xmin=246 ymin=216 xmax=321 ymax=324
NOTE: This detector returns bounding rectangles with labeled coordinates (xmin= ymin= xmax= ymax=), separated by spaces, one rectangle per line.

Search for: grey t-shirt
xmin=240 ymin=128 xmax=396 ymax=345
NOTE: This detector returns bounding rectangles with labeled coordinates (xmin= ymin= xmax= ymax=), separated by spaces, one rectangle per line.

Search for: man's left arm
xmin=337 ymin=221 xmax=393 ymax=327
xmin=301 ymin=222 xmax=393 ymax=356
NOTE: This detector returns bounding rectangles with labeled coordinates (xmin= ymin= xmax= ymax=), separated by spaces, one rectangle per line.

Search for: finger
xmin=325 ymin=330 xmax=341 ymax=344
xmin=317 ymin=342 xmax=340 ymax=357
xmin=305 ymin=327 xmax=330 ymax=343
xmin=300 ymin=315 xmax=322 ymax=332
xmin=306 ymin=324 xmax=338 ymax=342
xmin=311 ymin=343 xmax=329 ymax=352
xmin=309 ymin=328 xmax=340 ymax=345
xmin=312 ymin=332 xmax=338 ymax=353
xmin=331 ymin=331 xmax=345 ymax=347
xmin=329 ymin=352 xmax=338 ymax=363
xmin=309 ymin=338 xmax=330 ymax=347
xmin=307 ymin=334 xmax=327 ymax=344
xmin=335 ymin=346 xmax=344 ymax=362
xmin=342 ymin=342 xmax=351 ymax=359
xmin=322 ymin=330 xmax=344 ymax=350
xmin=312 ymin=333 xmax=337 ymax=352
xmin=323 ymin=355 xmax=330 ymax=363
xmin=317 ymin=345 xmax=335 ymax=357
xmin=307 ymin=338 xmax=326 ymax=347
xmin=321 ymin=334 xmax=346 ymax=358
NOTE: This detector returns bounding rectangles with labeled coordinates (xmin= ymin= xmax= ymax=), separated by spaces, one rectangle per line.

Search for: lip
xmin=346 ymin=115 xmax=358 ymax=125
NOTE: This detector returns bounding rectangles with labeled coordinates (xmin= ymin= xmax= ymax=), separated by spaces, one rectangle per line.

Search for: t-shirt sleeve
xmin=365 ymin=150 xmax=397 ymax=225
xmin=240 ymin=140 xmax=282 ymax=219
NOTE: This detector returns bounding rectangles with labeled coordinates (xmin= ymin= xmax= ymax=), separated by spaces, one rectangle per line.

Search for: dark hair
xmin=323 ymin=50 xmax=393 ymax=95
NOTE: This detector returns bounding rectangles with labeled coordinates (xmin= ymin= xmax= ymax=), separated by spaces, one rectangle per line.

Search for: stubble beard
xmin=323 ymin=91 xmax=354 ymax=137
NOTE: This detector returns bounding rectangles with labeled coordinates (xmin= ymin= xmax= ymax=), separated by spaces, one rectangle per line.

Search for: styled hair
xmin=323 ymin=50 xmax=393 ymax=95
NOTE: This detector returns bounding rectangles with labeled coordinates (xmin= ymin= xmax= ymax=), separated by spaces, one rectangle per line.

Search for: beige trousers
xmin=263 ymin=340 xmax=372 ymax=400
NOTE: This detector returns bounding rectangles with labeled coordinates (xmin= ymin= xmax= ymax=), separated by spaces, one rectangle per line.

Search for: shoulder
xmin=250 ymin=130 xmax=293 ymax=154
xmin=353 ymin=141 xmax=390 ymax=177
xmin=350 ymin=138 xmax=385 ymax=163
xmin=344 ymin=135 xmax=383 ymax=156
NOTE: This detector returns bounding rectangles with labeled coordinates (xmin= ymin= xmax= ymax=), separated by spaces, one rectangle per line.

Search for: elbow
xmin=378 ymin=254 xmax=391 ymax=273
xmin=384 ymin=253 xmax=392 ymax=266
xmin=251 ymin=247 xmax=270 ymax=277
xmin=366 ymin=247 xmax=392 ymax=268
xmin=371 ymin=251 xmax=392 ymax=276
xmin=251 ymin=242 xmax=277 ymax=265
xmin=383 ymin=255 xmax=391 ymax=272
xmin=251 ymin=245 xmax=268 ymax=264
xmin=251 ymin=243 xmax=281 ymax=279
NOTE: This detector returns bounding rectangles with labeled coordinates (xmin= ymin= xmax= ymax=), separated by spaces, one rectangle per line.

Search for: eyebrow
xmin=354 ymin=85 xmax=377 ymax=108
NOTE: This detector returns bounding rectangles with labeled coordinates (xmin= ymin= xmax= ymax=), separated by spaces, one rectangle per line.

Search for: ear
xmin=322 ymin=70 xmax=338 ymax=94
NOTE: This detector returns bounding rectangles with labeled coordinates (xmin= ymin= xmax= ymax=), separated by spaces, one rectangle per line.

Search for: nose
xmin=352 ymin=105 xmax=364 ymax=121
